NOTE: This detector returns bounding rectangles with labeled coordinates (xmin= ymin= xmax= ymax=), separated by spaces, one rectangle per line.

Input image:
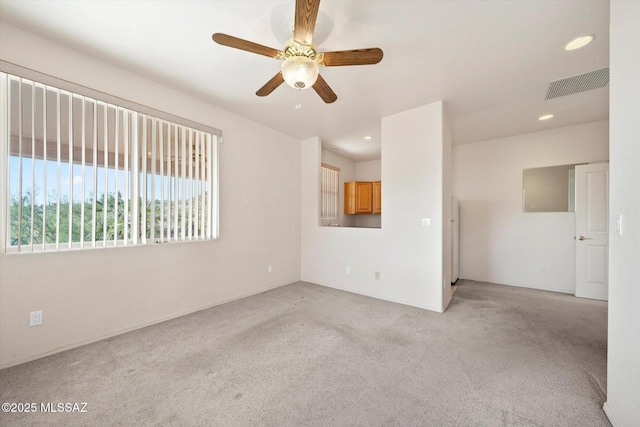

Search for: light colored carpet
xmin=0 ymin=280 xmax=610 ymax=426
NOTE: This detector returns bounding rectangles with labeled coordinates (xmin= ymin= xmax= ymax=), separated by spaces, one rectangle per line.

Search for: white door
xmin=575 ymin=163 xmax=609 ymax=301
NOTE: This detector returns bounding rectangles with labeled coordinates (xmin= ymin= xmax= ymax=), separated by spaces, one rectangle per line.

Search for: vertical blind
xmin=0 ymin=72 xmax=219 ymax=253
xmin=321 ymin=164 xmax=340 ymax=219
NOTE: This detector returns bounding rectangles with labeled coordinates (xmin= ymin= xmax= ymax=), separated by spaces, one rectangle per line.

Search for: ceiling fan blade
xmin=212 ymin=33 xmax=282 ymax=58
xmin=312 ymin=74 xmax=337 ymax=103
xmin=294 ymin=0 xmax=320 ymax=45
xmin=320 ymin=48 xmax=384 ymax=66
xmin=256 ymin=72 xmax=285 ymax=97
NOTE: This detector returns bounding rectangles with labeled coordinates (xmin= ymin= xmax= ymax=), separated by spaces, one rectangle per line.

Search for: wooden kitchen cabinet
xmin=372 ymin=181 xmax=381 ymax=214
xmin=344 ymin=181 xmax=357 ymax=214
xmin=344 ymin=181 xmax=381 ymax=214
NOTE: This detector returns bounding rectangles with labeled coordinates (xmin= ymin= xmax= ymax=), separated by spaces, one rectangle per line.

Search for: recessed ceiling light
xmin=363 ymin=136 xmax=373 ymax=140
xmin=538 ymin=114 xmax=554 ymax=121
xmin=565 ymin=34 xmax=595 ymax=51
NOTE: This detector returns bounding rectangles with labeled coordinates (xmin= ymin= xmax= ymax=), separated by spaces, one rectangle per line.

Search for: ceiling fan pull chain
xmin=295 ymin=88 xmax=303 ymax=110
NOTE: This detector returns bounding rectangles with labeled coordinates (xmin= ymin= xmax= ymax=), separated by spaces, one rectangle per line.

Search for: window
xmin=321 ymin=163 xmax=340 ymax=219
xmin=0 ymin=70 xmax=220 ymax=253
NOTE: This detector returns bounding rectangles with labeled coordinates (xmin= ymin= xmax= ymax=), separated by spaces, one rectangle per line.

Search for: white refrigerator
xmin=451 ymin=197 xmax=460 ymax=283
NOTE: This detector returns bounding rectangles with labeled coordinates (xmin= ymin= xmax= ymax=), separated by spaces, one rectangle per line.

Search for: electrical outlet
xmin=268 ymin=265 xmax=273 ymax=273
xmin=375 ymin=272 xmax=380 ymax=280
xmin=29 ymin=311 xmax=42 ymax=327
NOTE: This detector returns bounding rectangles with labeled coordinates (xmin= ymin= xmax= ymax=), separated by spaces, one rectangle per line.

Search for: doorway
xmin=575 ymin=162 xmax=609 ymax=301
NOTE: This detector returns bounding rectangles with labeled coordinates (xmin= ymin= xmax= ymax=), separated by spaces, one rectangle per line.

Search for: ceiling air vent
xmin=545 ymin=67 xmax=609 ymax=100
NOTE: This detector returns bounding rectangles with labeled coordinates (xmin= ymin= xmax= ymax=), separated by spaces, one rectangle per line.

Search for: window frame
xmin=0 ymin=62 xmax=221 ymax=254
xmin=320 ymin=163 xmax=340 ymax=220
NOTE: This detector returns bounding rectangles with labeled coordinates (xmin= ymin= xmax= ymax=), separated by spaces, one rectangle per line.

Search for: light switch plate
xmin=616 ymin=215 xmax=623 ymax=235
xmin=421 ymin=218 xmax=432 ymax=228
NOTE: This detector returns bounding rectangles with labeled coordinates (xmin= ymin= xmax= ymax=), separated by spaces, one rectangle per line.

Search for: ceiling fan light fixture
xmin=281 ymin=56 xmax=319 ymax=90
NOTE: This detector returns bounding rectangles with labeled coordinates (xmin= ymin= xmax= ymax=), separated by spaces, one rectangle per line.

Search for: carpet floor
xmin=0 ymin=280 xmax=610 ymax=426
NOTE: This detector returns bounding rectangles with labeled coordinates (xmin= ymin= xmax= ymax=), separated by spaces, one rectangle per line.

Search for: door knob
xmin=578 ymin=235 xmax=593 ymax=241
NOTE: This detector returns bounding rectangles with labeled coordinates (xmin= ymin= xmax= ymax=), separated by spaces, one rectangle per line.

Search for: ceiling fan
xmin=212 ymin=0 xmax=383 ymax=104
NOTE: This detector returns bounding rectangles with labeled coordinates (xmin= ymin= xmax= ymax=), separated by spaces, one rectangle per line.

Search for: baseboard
xmin=460 ymin=277 xmax=574 ymax=295
xmin=312 ymin=281 xmax=442 ymax=313
xmin=603 ymin=402 xmax=619 ymax=427
xmin=0 ymin=281 xmax=290 ymax=370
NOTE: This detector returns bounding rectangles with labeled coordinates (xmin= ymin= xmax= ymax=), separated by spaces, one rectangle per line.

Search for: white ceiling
xmin=0 ymin=0 xmax=609 ymax=162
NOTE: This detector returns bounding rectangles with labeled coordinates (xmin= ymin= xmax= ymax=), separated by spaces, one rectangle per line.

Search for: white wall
xmin=301 ymin=102 xmax=447 ymax=312
xmin=453 ymin=121 xmax=609 ymax=294
xmin=604 ymin=2 xmax=640 ymax=425
xmin=0 ymin=23 xmax=301 ymax=368
xmin=355 ymin=159 xmax=381 ymax=181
